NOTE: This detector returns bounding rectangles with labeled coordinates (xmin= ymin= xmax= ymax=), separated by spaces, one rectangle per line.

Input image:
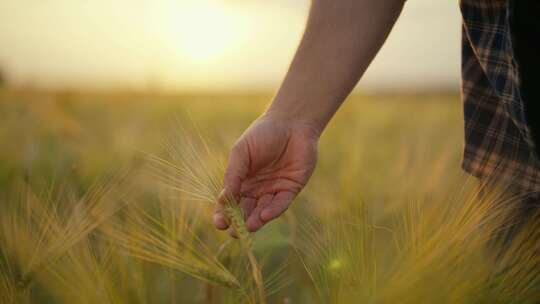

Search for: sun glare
xmin=167 ymin=1 xmax=239 ymax=63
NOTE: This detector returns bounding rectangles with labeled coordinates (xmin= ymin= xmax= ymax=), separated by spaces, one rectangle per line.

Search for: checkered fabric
xmin=460 ymin=0 xmax=540 ymax=194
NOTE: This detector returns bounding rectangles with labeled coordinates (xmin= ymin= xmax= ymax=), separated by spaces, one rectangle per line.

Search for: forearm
xmin=266 ymin=0 xmax=405 ymax=134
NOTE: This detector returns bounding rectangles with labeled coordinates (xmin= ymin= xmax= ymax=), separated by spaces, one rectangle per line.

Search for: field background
xmin=1 ymin=88 xmax=486 ymax=303
xmin=0 ymin=89 xmax=463 ymax=194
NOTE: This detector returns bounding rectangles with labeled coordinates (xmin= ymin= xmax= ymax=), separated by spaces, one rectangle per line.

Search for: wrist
xmin=263 ymin=107 xmax=325 ymax=139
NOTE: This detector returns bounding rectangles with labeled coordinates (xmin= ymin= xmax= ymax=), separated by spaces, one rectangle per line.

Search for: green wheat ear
xmin=224 ymin=202 xmax=253 ymax=249
xmin=195 ymin=266 xmax=240 ymax=289
xmin=221 ymin=198 xmax=266 ymax=303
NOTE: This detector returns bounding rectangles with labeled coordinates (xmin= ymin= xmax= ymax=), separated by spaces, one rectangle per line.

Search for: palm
xmin=240 ymin=118 xmax=317 ymax=198
xmin=215 ymin=116 xmax=319 ymax=232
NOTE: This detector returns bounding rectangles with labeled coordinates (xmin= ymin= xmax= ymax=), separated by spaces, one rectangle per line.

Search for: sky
xmin=0 ymin=0 xmax=462 ymax=92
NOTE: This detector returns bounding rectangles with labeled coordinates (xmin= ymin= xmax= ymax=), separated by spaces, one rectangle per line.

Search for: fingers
xmin=219 ymin=191 xmax=295 ymax=234
xmin=227 ymin=197 xmax=256 ymax=237
xmin=240 ymin=178 xmax=303 ymax=199
xmin=245 ymin=192 xmax=295 ymax=232
xmin=239 ymin=197 xmax=257 ymax=220
xmin=218 ymin=143 xmax=249 ymax=205
xmin=260 ymin=191 xmax=295 ymax=223
xmin=215 ymin=196 xmax=257 ymax=231
xmin=246 ymin=194 xmax=273 ymax=232
xmin=213 ymin=202 xmax=229 ymax=230
xmin=214 ymin=142 xmax=249 ymax=230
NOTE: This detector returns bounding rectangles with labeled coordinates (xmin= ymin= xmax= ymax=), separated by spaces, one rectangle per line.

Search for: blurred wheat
xmin=1 ymin=91 xmax=540 ymax=303
xmin=143 ymin=124 xmax=266 ymax=303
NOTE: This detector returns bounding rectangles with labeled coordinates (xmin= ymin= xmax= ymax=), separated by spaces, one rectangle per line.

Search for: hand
xmin=214 ymin=113 xmax=320 ymax=233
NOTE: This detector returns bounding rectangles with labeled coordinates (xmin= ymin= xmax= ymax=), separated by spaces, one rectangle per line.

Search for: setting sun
xmin=0 ymin=0 xmax=459 ymax=90
xmin=163 ymin=1 xmax=240 ymax=63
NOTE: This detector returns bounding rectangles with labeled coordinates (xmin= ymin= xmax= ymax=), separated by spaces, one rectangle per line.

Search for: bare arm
xmin=215 ymin=0 xmax=406 ymax=233
xmin=269 ymin=0 xmax=406 ymax=133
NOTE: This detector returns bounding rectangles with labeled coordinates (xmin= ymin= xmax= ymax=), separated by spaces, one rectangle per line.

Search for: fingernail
xmin=213 ymin=213 xmax=228 ymax=229
xmin=246 ymin=218 xmax=258 ymax=232
xmin=260 ymin=209 xmax=271 ymax=222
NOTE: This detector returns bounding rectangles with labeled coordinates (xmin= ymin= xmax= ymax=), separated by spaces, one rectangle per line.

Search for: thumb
xmin=214 ymin=141 xmax=249 ymax=230
xmin=218 ymin=142 xmax=249 ymax=205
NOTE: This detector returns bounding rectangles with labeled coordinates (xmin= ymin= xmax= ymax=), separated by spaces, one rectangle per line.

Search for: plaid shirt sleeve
xmin=460 ymin=0 xmax=540 ymax=194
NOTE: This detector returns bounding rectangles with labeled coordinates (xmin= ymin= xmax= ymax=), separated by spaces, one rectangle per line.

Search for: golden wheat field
xmin=2 ymin=88 xmax=540 ymax=303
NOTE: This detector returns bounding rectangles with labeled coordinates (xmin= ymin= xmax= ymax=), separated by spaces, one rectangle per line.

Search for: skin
xmin=214 ymin=0 xmax=406 ymax=233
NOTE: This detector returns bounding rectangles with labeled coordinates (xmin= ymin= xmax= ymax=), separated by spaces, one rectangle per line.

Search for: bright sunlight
xmin=165 ymin=0 xmax=240 ymax=63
